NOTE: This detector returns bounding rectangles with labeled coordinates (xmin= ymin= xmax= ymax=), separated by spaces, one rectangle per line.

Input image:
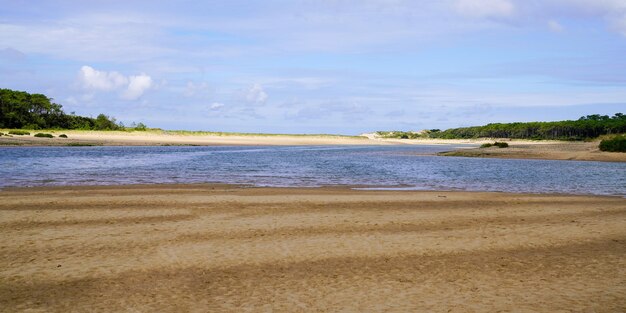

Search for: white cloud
xmin=454 ymin=0 xmax=515 ymax=18
xmin=245 ymin=83 xmax=268 ymax=103
xmin=122 ymin=74 xmax=152 ymax=100
xmin=79 ymin=65 xmax=127 ymax=91
xmin=548 ymin=20 xmax=564 ymax=32
xmin=78 ymin=66 xmax=152 ymax=100
xmin=209 ymin=102 xmax=225 ymax=110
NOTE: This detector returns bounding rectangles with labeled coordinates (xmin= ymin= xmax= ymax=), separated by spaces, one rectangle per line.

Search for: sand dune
xmin=1 ymin=185 xmax=624 ymax=312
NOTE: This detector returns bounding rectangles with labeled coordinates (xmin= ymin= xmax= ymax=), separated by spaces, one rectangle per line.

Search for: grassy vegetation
xmin=34 ymin=133 xmax=54 ymax=138
xmin=8 ymin=130 xmax=30 ymax=135
xmin=165 ymin=130 xmax=366 ymax=138
xmin=480 ymin=142 xmax=509 ymax=148
xmin=58 ymin=134 xmax=68 ymax=138
xmin=599 ymin=135 xmax=626 ymax=152
xmin=375 ymin=131 xmax=426 ymax=139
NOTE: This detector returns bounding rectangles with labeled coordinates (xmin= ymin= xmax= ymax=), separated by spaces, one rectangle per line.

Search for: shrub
xmin=23 ymin=124 xmax=39 ymax=130
xmin=0 ymin=132 xmax=4 ymax=136
xmin=134 ymin=122 xmax=147 ymax=131
xmin=480 ymin=142 xmax=509 ymax=148
xmin=34 ymin=133 xmax=54 ymax=138
xmin=8 ymin=130 xmax=30 ymax=135
xmin=59 ymin=134 xmax=68 ymax=138
xmin=599 ymin=135 xmax=626 ymax=152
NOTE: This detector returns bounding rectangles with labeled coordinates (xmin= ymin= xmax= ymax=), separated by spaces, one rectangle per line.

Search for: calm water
xmin=0 ymin=145 xmax=624 ymax=196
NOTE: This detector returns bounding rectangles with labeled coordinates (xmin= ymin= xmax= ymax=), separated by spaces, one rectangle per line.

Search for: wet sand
xmin=1 ymin=184 xmax=624 ymax=312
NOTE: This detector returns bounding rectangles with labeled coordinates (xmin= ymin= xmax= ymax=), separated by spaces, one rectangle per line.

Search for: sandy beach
xmin=1 ymin=184 xmax=624 ymax=312
xmin=0 ymin=129 xmax=516 ymax=146
xmin=0 ymin=130 xmax=377 ymax=146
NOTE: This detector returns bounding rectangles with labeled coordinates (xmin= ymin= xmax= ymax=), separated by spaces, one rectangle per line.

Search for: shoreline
xmin=1 ymin=184 xmax=624 ymax=311
xmin=2 ymin=183 xmax=621 ymax=200
xmin=0 ymin=129 xmax=548 ymax=146
xmin=1 ymin=182 xmax=623 ymax=198
xmin=2 ymin=130 xmax=624 ymax=162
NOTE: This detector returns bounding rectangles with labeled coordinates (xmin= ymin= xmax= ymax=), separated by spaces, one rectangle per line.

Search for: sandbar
xmin=439 ymin=141 xmax=626 ymax=162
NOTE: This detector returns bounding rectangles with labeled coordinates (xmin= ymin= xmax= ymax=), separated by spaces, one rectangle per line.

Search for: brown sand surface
xmin=0 ymin=185 xmax=625 ymax=312
xmin=439 ymin=141 xmax=626 ymax=162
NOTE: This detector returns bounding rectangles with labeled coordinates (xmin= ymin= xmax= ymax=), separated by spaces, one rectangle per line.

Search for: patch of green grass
xmin=34 ymin=133 xmax=54 ymax=138
xmin=8 ymin=130 xmax=30 ymax=135
xmin=58 ymin=134 xmax=68 ymax=138
xmin=437 ymin=150 xmax=488 ymax=157
xmin=599 ymin=135 xmax=626 ymax=152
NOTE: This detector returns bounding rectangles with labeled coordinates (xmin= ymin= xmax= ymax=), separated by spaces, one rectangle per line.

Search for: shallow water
xmin=1 ymin=145 xmax=624 ymax=195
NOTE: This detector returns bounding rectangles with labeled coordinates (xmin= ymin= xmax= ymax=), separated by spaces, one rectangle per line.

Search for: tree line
xmin=378 ymin=113 xmax=626 ymax=141
xmin=0 ymin=88 xmax=145 ymax=130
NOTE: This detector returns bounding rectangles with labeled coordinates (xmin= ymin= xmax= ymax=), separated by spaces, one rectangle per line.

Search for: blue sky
xmin=1 ymin=0 xmax=625 ymax=134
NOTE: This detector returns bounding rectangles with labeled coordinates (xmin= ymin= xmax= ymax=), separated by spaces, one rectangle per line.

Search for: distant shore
xmin=1 ymin=129 xmax=624 ymax=162
xmin=1 ymin=184 xmax=624 ymax=311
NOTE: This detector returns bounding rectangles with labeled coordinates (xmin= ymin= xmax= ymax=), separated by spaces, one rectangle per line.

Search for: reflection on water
xmin=1 ymin=145 xmax=624 ymax=195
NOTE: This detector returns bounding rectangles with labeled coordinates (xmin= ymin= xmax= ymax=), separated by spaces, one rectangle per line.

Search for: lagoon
xmin=1 ymin=145 xmax=624 ymax=196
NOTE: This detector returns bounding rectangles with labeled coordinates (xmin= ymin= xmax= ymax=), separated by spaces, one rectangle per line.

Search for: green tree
xmin=0 ymin=88 xmax=123 ymax=131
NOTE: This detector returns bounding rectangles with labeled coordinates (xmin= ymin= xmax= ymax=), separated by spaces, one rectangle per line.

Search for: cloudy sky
xmin=1 ymin=0 xmax=625 ymax=134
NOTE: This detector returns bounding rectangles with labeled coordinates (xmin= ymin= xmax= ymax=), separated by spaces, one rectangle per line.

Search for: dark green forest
xmin=378 ymin=113 xmax=626 ymax=141
xmin=0 ymin=88 xmax=121 ymax=130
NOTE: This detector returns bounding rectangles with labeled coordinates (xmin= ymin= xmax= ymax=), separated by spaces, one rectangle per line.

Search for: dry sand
xmin=0 ymin=130 xmax=379 ymax=146
xmin=1 ymin=184 xmax=624 ymax=312
xmin=0 ymin=130 xmax=522 ymax=146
